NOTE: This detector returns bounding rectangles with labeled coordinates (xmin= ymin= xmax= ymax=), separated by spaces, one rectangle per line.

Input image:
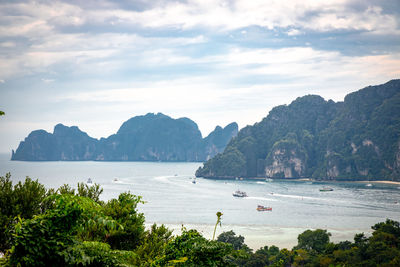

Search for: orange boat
xmin=257 ymin=205 xmax=272 ymax=211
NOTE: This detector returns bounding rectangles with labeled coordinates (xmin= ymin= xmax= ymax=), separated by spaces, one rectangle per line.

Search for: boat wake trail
xmin=271 ymin=193 xmax=320 ymax=201
xmin=246 ymin=196 xmax=277 ymax=202
xmin=114 ymin=181 xmax=135 ymax=185
xmin=154 ymin=175 xmax=175 ymax=183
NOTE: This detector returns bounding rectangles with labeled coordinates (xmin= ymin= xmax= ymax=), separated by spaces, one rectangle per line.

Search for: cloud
xmin=0 ymin=0 xmax=397 ymax=80
xmin=1 ymin=1 xmax=398 ymax=36
xmin=287 ymin=29 xmax=302 ymax=36
xmin=59 ymin=46 xmax=400 ymax=107
xmin=0 ymin=42 xmax=16 ymax=48
xmin=0 ymin=27 xmax=209 ymax=80
xmin=80 ymin=0 xmax=393 ymax=35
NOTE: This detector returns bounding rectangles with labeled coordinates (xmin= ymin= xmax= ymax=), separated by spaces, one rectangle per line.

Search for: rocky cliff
xmin=196 ymin=80 xmax=400 ymax=180
xmin=11 ymin=113 xmax=238 ymax=162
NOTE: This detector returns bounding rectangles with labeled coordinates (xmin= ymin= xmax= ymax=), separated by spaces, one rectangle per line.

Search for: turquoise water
xmin=1 ymin=154 xmax=399 ymax=232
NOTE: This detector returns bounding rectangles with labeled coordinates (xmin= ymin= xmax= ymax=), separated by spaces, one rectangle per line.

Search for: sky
xmin=0 ymin=0 xmax=399 ymax=154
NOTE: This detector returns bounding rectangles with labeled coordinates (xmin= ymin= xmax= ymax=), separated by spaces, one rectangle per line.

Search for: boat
xmin=366 ymin=183 xmax=372 ymax=187
xmin=265 ymin=178 xmax=273 ymax=182
xmin=319 ymin=187 xmax=333 ymax=192
xmin=192 ymin=178 xmax=196 ymax=184
xmin=113 ymin=178 xmax=118 ymax=182
xmin=87 ymin=178 xmax=92 ymax=184
xmin=257 ymin=205 xmax=272 ymax=211
xmin=232 ymin=190 xmax=247 ymax=197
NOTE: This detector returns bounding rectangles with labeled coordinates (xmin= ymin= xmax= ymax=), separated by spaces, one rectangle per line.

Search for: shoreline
xmin=356 ymin=180 xmax=400 ymax=185
xmin=200 ymin=176 xmax=400 ymax=185
xmin=145 ymin=223 xmax=371 ymax=250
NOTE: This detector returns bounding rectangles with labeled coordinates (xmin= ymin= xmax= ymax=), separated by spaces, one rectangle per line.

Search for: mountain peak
xmin=12 ymin=113 xmax=238 ymax=162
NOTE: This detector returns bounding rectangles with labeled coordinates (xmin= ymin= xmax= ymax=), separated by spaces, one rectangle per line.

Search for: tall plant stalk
xmin=212 ymin=211 xmax=223 ymax=240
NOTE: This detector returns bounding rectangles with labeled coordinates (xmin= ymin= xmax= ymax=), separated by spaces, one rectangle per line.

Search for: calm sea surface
xmin=1 ymin=153 xmax=400 ymax=247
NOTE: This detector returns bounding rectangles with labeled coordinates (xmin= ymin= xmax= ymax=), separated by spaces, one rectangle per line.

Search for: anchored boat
xmin=257 ymin=205 xmax=272 ymax=211
xmin=319 ymin=187 xmax=333 ymax=192
xmin=232 ymin=190 xmax=247 ymax=197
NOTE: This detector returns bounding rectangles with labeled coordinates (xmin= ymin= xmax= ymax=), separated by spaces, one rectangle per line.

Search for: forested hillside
xmin=196 ymin=80 xmax=400 ymax=180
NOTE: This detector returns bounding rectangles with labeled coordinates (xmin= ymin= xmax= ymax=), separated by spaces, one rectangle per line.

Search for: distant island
xmin=11 ymin=113 xmax=238 ymax=162
xmin=196 ymin=79 xmax=400 ymax=181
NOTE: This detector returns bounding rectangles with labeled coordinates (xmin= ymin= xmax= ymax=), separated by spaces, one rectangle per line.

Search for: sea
xmin=1 ymin=153 xmax=399 ymax=249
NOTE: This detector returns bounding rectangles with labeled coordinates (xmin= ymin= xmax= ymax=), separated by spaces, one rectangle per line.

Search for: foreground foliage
xmin=1 ymin=173 xmax=400 ymax=266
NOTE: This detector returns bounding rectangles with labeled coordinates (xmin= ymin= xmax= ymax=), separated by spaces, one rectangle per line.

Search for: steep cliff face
xmin=265 ymin=139 xmax=307 ymax=178
xmin=12 ymin=130 xmax=56 ymax=161
xmin=53 ymin=124 xmax=98 ymax=160
xmin=202 ymin=122 xmax=238 ymax=160
xmin=99 ymin=113 xmax=204 ymax=161
xmin=316 ymin=79 xmax=400 ymax=179
xmin=196 ymin=79 xmax=400 ymax=180
xmin=395 ymin=141 xmax=400 ymax=176
xmin=12 ymin=113 xmax=238 ymax=162
xmin=12 ymin=125 xmax=98 ymax=161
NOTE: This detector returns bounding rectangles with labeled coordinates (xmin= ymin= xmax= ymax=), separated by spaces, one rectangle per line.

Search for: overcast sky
xmin=0 ymin=0 xmax=399 ymax=154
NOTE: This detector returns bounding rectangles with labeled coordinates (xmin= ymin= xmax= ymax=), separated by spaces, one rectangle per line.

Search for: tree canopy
xmin=1 ymin=173 xmax=400 ymax=266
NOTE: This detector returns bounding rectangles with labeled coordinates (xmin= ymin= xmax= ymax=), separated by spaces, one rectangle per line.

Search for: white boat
xmin=87 ymin=178 xmax=92 ymax=184
xmin=366 ymin=183 xmax=372 ymax=187
xmin=233 ymin=190 xmax=247 ymax=197
xmin=265 ymin=178 xmax=273 ymax=182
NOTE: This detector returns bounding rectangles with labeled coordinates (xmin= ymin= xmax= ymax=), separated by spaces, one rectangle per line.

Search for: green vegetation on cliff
xmin=196 ymin=80 xmax=400 ymax=180
xmin=12 ymin=113 xmax=238 ymax=162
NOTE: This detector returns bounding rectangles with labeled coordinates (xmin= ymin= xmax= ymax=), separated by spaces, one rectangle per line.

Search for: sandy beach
xmin=146 ymin=223 xmax=372 ymax=250
xmin=363 ymin=180 xmax=400 ymax=185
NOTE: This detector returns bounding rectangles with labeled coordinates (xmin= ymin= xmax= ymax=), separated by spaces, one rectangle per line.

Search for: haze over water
xmin=1 ymin=154 xmax=399 ymax=249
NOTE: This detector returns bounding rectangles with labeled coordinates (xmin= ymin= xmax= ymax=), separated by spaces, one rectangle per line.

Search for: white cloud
xmin=0 ymin=42 xmax=16 ymax=48
xmin=41 ymin=78 xmax=55 ymax=83
xmin=303 ymin=5 xmax=398 ymax=34
xmin=0 ymin=0 xmax=397 ymax=81
xmin=94 ymin=0 xmax=397 ymax=34
xmin=59 ymin=46 xmax=400 ymax=108
xmin=1 ymin=0 xmax=398 ymax=38
xmin=287 ymin=29 xmax=302 ymax=36
xmin=0 ymin=28 xmax=208 ymax=79
xmin=0 ymin=48 xmax=117 ymax=80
